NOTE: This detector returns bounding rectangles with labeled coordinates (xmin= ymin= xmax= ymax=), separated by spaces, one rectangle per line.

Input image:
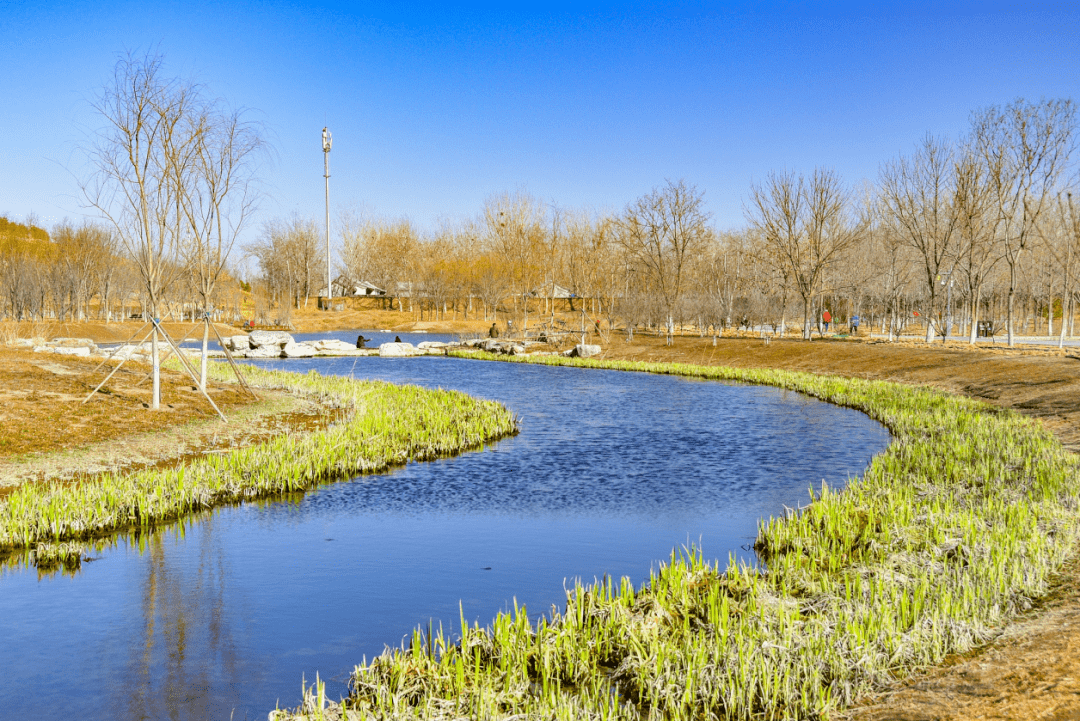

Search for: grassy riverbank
xmin=279 ymin=351 xmax=1080 ymax=720
xmin=0 ymin=361 xmax=517 ymax=570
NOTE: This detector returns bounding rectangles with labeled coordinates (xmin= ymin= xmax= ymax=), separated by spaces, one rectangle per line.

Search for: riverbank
xmin=269 ymin=349 xmax=1079 ymax=720
xmin=0 ymin=358 xmax=517 ymax=571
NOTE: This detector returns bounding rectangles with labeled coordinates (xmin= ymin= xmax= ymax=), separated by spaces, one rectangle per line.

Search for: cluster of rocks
xmin=458 ymin=337 xmax=602 ymax=358
xmin=222 ymin=331 xmax=364 ymax=358
xmin=15 ymin=330 xmax=604 ymax=362
xmin=26 ymin=337 xmax=100 ymax=357
xmin=224 ymin=331 xmax=456 ymax=359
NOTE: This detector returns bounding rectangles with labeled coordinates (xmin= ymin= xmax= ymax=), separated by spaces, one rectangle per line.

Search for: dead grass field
xmin=0 ymin=345 xmax=335 ymax=492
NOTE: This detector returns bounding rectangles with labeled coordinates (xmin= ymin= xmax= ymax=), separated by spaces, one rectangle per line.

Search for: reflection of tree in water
xmin=122 ymin=514 xmax=246 ymax=721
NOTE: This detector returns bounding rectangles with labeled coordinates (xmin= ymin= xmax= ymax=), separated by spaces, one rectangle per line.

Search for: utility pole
xmin=322 ymin=126 xmax=332 ymax=310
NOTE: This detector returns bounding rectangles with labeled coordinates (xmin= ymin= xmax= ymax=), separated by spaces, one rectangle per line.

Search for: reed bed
xmin=0 ymin=361 xmax=518 ymax=564
xmin=277 ymin=350 xmax=1080 ymax=720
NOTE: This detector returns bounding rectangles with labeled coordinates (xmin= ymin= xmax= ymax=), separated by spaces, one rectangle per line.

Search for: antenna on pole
xmin=322 ymin=126 xmax=332 ymax=310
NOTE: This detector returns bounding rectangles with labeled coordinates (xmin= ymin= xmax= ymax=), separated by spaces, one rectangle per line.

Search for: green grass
xmin=0 ymin=361 xmax=518 ymax=566
xmin=275 ymin=350 xmax=1080 ymax=720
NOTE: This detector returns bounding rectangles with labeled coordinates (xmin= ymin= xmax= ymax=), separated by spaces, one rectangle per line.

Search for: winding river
xmin=0 ymin=351 xmax=889 ymax=720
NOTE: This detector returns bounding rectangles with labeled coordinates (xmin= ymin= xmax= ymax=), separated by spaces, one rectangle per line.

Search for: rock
xmin=311 ymin=339 xmax=358 ymax=353
xmin=282 ymin=341 xmax=317 ymax=358
xmin=226 ymin=335 xmax=252 ymax=351
xmin=417 ymin=341 xmax=447 ymax=350
xmin=107 ymin=344 xmax=151 ymax=360
xmin=248 ymin=330 xmax=293 ymax=348
xmin=378 ymin=342 xmax=419 ymax=357
xmin=50 ymin=346 xmax=92 ymax=357
xmin=570 ymin=343 xmax=602 ymax=358
xmin=49 ymin=337 xmax=96 ymax=348
xmin=247 ymin=345 xmax=283 ymax=359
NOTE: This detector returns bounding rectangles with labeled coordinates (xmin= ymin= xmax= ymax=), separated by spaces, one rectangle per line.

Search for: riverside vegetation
xmin=0 ymin=361 xmax=518 ymax=571
xmin=275 ymin=351 xmax=1080 ymax=721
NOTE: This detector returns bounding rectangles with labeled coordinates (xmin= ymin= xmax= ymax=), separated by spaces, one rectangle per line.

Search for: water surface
xmin=0 ymin=356 xmax=889 ymax=720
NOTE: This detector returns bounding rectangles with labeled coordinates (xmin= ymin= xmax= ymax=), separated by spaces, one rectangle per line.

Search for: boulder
xmin=49 ymin=337 xmax=96 ymax=348
xmin=378 ymin=342 xmax=420 ymax=357
xmin=226 ymin=335 xmax=252 ymax=351
xmin=282 ymin=341 xmax=317 ymax=358
xmin=311 ymin=339 xmax=358 ymax=353
xmin=417 ymin=341 xmax=447 ymax=350
xmin=50 ymin=346 xmax=92 ymax=357
xmin=247 ymin=345 xmax=283 ymax=359
xmin=248 ymin=330 xmax=293 ymax=348
xmin=570 ymin=343 xmax=602 ymax=358
xmin=107 ymin=344 xmax=151 ymax=360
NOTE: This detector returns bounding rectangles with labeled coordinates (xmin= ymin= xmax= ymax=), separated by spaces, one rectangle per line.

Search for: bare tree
xmin=339 ymin=215 xmax=419 ymax=311
xmin=617 ymin=179 xmax=710 ymax=345
xmin=180 ymin=104 xmax=265 ymax=388
xmin=972 ymin=98 xmax=1077 ymax=346
xmin=248 ymin=216 xmax=324 ymax=313
xmin=878 ymin=135 xmax=961 ymax=342
xmin=1053 ymin=191 xmax=1080 ymax=346
xmin=484 ymin=191 xmax=546 ymax=334
xmin=747 ymin=168 xmax=857 ymax=340
xmin=81 ymin=52 xmax=201 ymax=408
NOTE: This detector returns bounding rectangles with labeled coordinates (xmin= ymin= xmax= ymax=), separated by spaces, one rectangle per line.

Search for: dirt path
xmin=598 ymin=334 xmax=1080 ymax=720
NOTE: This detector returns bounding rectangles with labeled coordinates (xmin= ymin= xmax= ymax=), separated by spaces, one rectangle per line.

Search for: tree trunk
xmin=801 ymin=295 xmax=812 ymax=340
xmin=1007 ymin=264 xmax=1017 ymax=347
xmin=200 ymin=319 xmax=210 ymax=391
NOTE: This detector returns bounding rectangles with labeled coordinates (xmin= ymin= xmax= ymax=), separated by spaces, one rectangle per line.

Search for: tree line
xmin=251 ymin=97 xmax=1077 ymax=348
xmin=3 ymin=86 xmax=1077 ymax=354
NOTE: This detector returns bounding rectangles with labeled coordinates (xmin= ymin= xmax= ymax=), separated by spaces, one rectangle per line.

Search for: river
xmin=0 ymin=355 xmax=889 ymax=720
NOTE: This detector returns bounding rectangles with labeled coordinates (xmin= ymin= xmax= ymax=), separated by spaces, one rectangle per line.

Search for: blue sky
xmin=1 ymin=1 xmax=1077 ymax=248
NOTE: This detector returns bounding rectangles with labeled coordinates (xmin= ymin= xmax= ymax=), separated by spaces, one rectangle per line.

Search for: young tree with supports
xmin=81 ymin=52 xmax=200 ymax=409
xmin=181 ymin=105 xmax=265 ymax=389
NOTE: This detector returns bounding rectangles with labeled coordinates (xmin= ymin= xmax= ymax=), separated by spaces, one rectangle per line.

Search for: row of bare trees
xmin=314 ymin=98 xmax=1077 ymax=348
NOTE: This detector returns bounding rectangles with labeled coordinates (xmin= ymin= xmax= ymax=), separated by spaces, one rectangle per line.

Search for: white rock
xmin=50 ymin=346 xmax=92 ymax=357
xmin=247 ymin=345 xmax=283 ymax=359
xmin=248 ymin=330 xmax=293 ymax=348
xmin=226 ymin=335 xmax=252 ymax=351
xmin=571 ymin=343 xmax=602 ymax=358
xmin=282 ymin=341 xmax=317 ymax=358
xmin=312 ymin=339 xmax=359 ymax=352
xmin=49 ymin=337 xmax=96 ymax=348
xmin=378 ymin=342 xmax=420 ymax=357
xmin=417 ymin=341 xmax=447 ymax=350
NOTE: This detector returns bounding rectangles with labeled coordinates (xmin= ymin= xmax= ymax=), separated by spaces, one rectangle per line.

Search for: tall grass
xmin=276 ymin=350 xmax=1080 ymax=720
xmin=0 ymin=361 xmax=517 ymax=561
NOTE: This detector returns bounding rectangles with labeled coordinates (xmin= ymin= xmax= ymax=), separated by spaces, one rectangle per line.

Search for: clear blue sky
xmin=1 ymin=0 xmax=1077 ymax=247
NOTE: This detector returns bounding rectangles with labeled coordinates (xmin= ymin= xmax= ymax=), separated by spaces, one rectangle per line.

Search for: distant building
xmin=318 ymin=275 xmax=386 ymax=298
xmin=530 ymin=283 xmax=576 ymax=299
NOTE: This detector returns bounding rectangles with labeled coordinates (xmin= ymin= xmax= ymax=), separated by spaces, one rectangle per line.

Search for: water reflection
xmin=0 ymin=358 xmax=890 ymax=720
